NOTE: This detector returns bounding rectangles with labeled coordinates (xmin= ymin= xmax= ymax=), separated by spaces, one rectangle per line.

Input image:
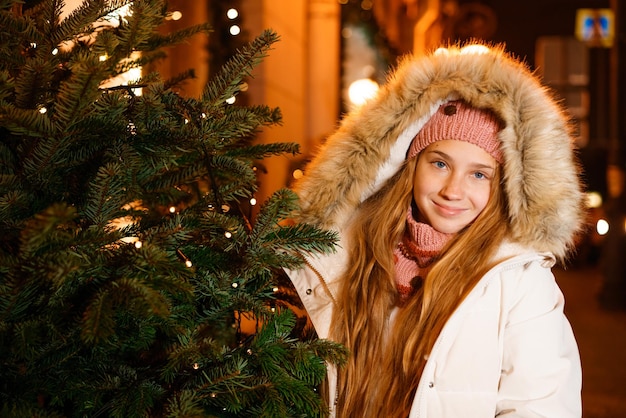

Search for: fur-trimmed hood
xmin=294 ymin=43 xmax=585 ymax=261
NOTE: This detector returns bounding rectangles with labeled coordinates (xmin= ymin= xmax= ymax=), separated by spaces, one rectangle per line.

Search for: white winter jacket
xmin=287 ymin=241 xmax=582 ymax=417
xmin=285 ymin=43 xmax=585 ymax=417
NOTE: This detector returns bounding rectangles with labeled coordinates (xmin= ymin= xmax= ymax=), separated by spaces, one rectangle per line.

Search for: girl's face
xmin=413 ymin=139 xmax=496 ymax=234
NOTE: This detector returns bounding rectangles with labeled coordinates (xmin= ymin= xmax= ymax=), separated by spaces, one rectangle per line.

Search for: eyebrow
xmin=428 ymin=149 xmax=496 ymax=171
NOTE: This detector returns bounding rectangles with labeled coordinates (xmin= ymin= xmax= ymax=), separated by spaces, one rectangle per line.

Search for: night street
xmin=556 ymin=266 xmax=626 ymax=417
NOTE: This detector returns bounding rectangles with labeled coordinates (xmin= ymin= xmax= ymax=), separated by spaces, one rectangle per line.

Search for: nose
xmin=440 ymin=174 xmax=464 ymax=200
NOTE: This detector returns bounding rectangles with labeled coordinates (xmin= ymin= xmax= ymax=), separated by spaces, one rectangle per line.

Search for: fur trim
xmin=294 ymin=43 xmax=585 ymax=261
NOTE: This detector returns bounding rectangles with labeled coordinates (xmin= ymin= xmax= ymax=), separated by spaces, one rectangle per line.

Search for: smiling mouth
xmin=434 ymin=202 xmax=466 ymax=216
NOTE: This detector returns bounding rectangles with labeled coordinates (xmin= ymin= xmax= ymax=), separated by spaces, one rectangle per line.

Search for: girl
xmin=286 ymin=43 xmax=585 ymax=417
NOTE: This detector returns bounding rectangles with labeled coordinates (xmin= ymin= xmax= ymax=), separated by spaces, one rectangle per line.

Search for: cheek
xmin=412 ymin=161 xmax=431 ymax=198
xmin=472 ymin=185 xmax=492 ymax=212
xmin=412 ymin=171 xmax=429 ymax=203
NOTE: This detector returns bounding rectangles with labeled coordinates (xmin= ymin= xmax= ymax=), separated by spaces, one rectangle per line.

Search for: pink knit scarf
xmin=393 ymin=209 xmax=452 ymax=303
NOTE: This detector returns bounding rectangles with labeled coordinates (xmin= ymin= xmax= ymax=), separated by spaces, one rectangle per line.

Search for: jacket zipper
xmin=303 ymin=257 xmax=338 ymax=307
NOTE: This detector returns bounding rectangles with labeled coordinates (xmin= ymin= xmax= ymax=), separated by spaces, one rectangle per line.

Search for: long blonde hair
xmin=329 ymin=155 xmax=509 ymax=417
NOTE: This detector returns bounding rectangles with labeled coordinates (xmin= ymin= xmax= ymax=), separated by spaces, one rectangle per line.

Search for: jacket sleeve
xmin=496 ymin=262 xmax=582 ymax=417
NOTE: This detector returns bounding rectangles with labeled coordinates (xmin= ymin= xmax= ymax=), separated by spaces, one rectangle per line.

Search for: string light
xmin=39 ymin=107 xmax=47 ymax=114
xmin=232 ymin=282 xmax=238 ymax=288
xmin=192 ymin=363 xmax=199 ymax=370
xmin=169 ymin=206 xmax=176 ymax=213
xmin=171 ymin=11 xmax=182 ymax=21
xmin=226 ymin=96 xmax=236 ymax=104
xmin=52 ymin=48 xmax=59 ymax=55
xmin=224 ymin=231 xmax=232 ymax=238
xmin=176 ymin=249 xmax=193 ymax=268
xmin=134 ymin=241 xmax=142 ymax=249
xmin=249 ymin=198 xmax=257 ymax=206
xmin=227 ymin=8 xmax=239 ymax=19
xmin=229 ymin=25 xmax=241 ymax=36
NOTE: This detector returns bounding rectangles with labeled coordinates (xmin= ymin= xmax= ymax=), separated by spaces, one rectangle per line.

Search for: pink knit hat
xmin=407 ymin=100 xmax=503 ymax=163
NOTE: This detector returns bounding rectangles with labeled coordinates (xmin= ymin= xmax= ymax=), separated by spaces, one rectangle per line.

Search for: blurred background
xmin=56 ymin=1 xmax=626 ymax=416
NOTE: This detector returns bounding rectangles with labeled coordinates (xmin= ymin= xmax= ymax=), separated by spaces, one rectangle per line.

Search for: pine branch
xmin=201 ymin=29 xmax=280 ymax=105
xmin=225 ymin=141 xmax=298 ymax=160
xmin=144 ymin=21 xmax=213 ymax=52
xmin=52 ymin=0 xmax=131 ymax=46
xmin=0 ymin=7 xmax=41 ymax=72
xmin=0 ymin=105 xmax=55 ymax=138
xmin=53 ymin=50 xmax=109 ymax=128
xmin=114 ymin=0 xmax=166 ymax=57
xmin=82 ymin=162 xmax=132 ymax=226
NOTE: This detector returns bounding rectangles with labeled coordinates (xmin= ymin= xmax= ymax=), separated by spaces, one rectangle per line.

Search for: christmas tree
xmin=0 ymin=1 xmax=346 ymax=416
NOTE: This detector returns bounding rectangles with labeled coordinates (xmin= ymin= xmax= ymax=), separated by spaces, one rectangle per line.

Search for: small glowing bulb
xmin=232 ymin=282 xmax=238 ymax=288
xmin=586 ymin=191 xmax=603 ymax=209
xmin=227 ymin=8 xmax=239 ymax=19
xmin=292 ymin=169 xmax=304 ymax=179
xmin=221 ymin=204 xmax=230 ymax=213
xmin=51 ymin=48 xmax=58 ymax=55
xmin=185 ymin=260 xmax=193 ymax=268
xmin=39 ymin=107 xmax=47 ymax=114
xmin=229 ymin=25 xmax=241 ymax=36
xmin=99 ymin=54 xmax=108 ymax=62
xmin=134 ymin=241 xmax=142 ymax=249
xmin=226 ymin=96 xmax=236 ymax=105
xmin=348 ymin=78 xmax=379 ymax=106
xmin=273 ymin=287 xmax=279 ymax=292
xmin=30 ymin=42 xmax=37 ymax=48
xmin=192 ymin=363 xmax=199 ymax=369
xmin=249 ymin=198 xmax=257 ymax=206
xmin=224 ymin=231 xmax=232 ymax=239
xmin=169 ymin=206 xmax=176 ymax=213
xmin=171 ymin=10 xmax=182 ymax=20
xmin=597 ymin=219 xmax=609 ymax=236
xmin=184 ymin=118 xmax=189 ymax=124
xmin=201 ymin=112 xmax=207 ymax=118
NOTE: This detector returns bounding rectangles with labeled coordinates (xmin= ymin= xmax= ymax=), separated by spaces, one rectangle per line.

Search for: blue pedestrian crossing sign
xmin=576 ymin=8 xmax=614 ymax=48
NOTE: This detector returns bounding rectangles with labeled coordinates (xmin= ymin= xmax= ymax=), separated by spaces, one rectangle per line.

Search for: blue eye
xmin=474 ymin=172 xmax=486 ymax=179
xmin=434 ymin=161 xmax=446 ymax=169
